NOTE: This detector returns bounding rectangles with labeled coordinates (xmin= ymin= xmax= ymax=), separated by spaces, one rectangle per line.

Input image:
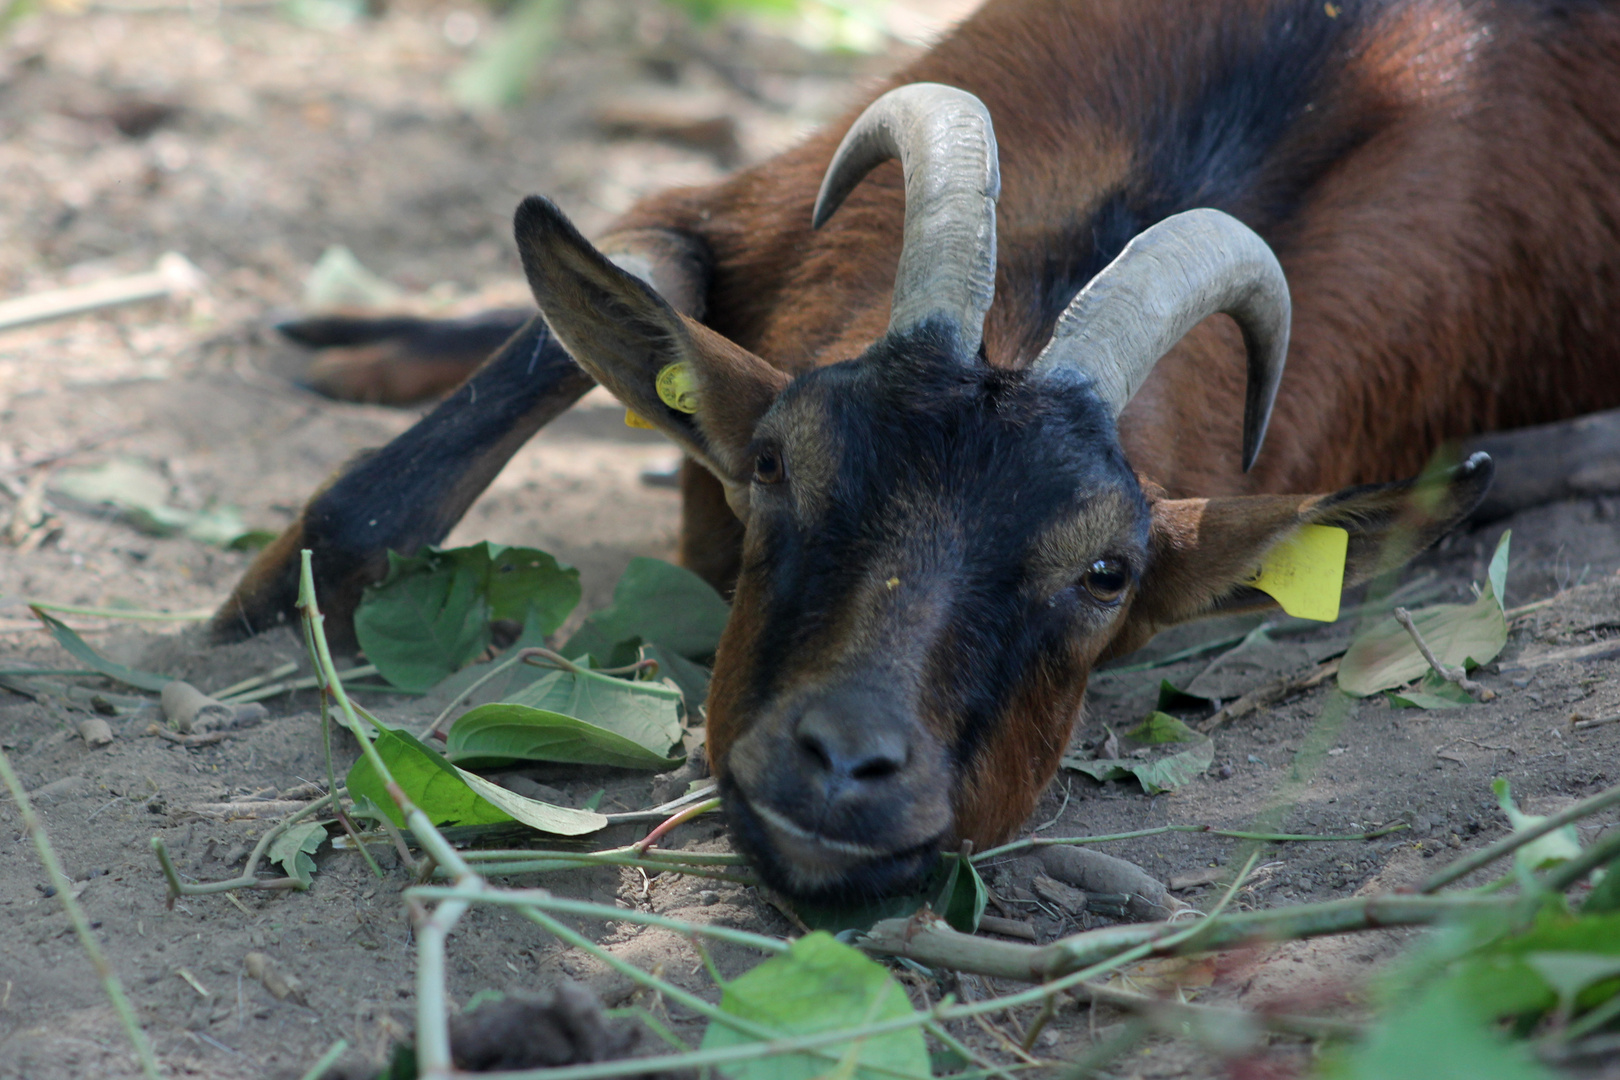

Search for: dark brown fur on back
xmin=618 ymin=0 xmax=1620 ymax=498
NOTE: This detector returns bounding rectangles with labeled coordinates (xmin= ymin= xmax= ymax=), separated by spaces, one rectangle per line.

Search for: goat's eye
xmin=1080 ymin=559 xmax=1127 ymax=604
xmin=753 ymin=450 xmax=786 ymax=485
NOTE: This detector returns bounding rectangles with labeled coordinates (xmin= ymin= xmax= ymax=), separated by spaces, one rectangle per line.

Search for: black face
xmin=708 ymin=323 xmax=1153 ymax=903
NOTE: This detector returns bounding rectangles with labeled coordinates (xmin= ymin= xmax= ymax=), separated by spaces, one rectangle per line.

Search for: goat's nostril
xmin=797 ymin=729 xmax=835 ymax=772
xmin=850 ymin=754 xmax=902 ymax=781
xmin=794 ymin=703 xmax=908 ymax=783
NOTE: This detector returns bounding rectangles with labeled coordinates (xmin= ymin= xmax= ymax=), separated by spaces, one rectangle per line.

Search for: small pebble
xmin=699 ymin=890 xmax=720 ymax=906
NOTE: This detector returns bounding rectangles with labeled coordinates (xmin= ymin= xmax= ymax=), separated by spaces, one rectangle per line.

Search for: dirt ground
xmin=1 ymin=3 xmax=1618 ymax=1078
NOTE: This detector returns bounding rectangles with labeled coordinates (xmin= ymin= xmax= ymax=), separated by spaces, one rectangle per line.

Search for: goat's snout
xmin=719 ymin=682 xmax=953 ymax=899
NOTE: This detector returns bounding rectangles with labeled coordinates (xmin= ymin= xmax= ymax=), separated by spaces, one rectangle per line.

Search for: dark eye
xmin=1080 ymin=558 xmax=1128 ymax=604
xmin=753 ymin=449 xmax=786 ymax=485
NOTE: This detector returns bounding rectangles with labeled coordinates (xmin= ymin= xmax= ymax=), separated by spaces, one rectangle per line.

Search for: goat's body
xmin=228 ymin=0 xmax=1620 ymax=900
xmin=620 ymin=0 xmax=1620 ymax=498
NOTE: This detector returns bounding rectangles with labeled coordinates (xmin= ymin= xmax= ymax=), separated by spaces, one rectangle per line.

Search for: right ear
xmin=514 ymin=196 xmax=789 ymax=511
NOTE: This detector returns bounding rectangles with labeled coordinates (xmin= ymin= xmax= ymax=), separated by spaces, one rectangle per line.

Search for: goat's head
xmin=513 ymin=85 xmax=1492 ymax=902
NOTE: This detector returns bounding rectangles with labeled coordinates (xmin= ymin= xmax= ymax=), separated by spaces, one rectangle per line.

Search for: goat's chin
xmin=718 ymin=776 xmax=945 ymax=903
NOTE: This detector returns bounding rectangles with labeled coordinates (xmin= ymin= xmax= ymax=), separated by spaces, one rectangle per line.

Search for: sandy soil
xmin=1 ymin=3 xmax=1618 ymax=1078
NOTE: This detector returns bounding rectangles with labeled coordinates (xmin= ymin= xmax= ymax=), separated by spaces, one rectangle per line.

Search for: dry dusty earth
xmin=1 ymin=3 xmax=1619 ymax=1079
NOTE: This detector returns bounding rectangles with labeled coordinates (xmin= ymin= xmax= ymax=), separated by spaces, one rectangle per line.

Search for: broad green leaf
xmin=504 ymin=666 xmax=684 ymax=750
xmin=355 ymin=543 xmax=581 ymax=691
xmin=792 ymin=854 xmax=984 ymax=935
xmin=445 ymin=704 xmax=683 ymax=770
xmin=1388 ymin=671 xmax=1475 ymax=709
xmin=29 ymin=608 xmax=172 ymax=691
xmin=1494 ymin=779 xmax=1582 ymax=875
xmin=562 ymin=557 xmax=729 ymax=665
xmin=699 ymin=933 xmax=930 ymax=1080
xmin=51 ymin=457 xmax=254 ymax=547
xmin=1338 ymin=532 xmax=1510 ymax=697
xmin=455 ymin=768 xmax=607 ymax=835
xmin=1523 ymin=953 xmax=1620 ymax=1015
xmin=345 ymin=726 xmax=603 ymax=835
xmin=1322 ymin=980 xmax=1556 ymax=1080
xmin=1450 ymin=909 xmax=1620 ymax=1020
xmin=1061 ymin=712 xmax=1214 ymax=794
xmin=268 ymin=821 xmax=326 ymax=888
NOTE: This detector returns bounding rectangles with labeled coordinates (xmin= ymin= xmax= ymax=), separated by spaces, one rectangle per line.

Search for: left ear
xmin=513 ymin=196 xmax=789 ymax=509
xmin=1112 ymin=452 xmax=1495 ymax=655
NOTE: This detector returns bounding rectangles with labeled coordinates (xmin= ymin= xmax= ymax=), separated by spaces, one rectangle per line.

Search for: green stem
xmin=1421 ymin=779 xmax=1620 ymax=893
xmin=151 ymin=792 xmax=339 ymax=899
xmin=1 ymin=746 xmax=162 ymax=1080
xmin=974 ymin=821 xmax=1407 ymax=863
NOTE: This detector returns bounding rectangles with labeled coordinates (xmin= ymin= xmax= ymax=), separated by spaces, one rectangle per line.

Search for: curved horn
xmin=812 ymin=83 xmax=1001 ymax=357
xmin=1030 ymin=209 xmax=1291 ymax=471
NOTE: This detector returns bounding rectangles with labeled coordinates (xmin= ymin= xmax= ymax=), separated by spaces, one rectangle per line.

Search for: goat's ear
xmin=1111 ymin=453 xmax=1495 ymax=655
xmin=514 ymin=196 xmax=789 ymax=506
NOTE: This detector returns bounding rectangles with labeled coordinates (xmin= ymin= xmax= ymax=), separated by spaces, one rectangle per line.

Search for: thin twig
xmin=1392 ymin=606 xmax=1496 ymax=701
xmin=151 ymin=792 xmax=338 ymax=901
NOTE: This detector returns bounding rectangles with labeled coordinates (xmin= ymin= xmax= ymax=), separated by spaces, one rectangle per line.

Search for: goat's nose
xmin=794 ymin=702 xmax=909 ymax=784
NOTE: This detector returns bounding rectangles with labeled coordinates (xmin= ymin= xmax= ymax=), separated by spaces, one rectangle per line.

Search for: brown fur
xmin=228 ymin=0 xmax=1620 ymax=894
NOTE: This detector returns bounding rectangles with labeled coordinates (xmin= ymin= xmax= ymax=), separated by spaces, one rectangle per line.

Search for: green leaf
xmin=1494 ymin=779 xmax=1582 ymax=875
xmin=1388 ymin=671 xmax=1476 ymax=709
xmin=504 ymin=666 xmax=685 ymax=750
xmin=1449 ymin=909 xmax=1620 ymax=1020
xmin=448 ymin=0 xmax=563 ymax=111
xmin=699 ymin=933 xmax=930 ymax=1080
xmin=354 ymin=543 xmax=581 ymax=691
xmin=1338 ymin=533 xmax=1510 ymax=697
xmin=345 ymin=726 xmax=604 ymax=835
xmin=446 ymin=704 xmax=683 ymax=770
xmin=1061 ymin=712 xmax=1214 ymax=794
xmin=29 ymin=608 xmax=172 ymax=691
xmin=1323 ymin=979 xmax=1557 ymax=1080
xmin=51 ymin=457 xmax=255 ymax=548
xmin=1583 ymin=864 xmax=1620 ymax=914
xmin=935 ymin=853 xmax=988 ymax=934
xmin=267 ymin=821 xmax=326 ymax=888
xmin=792 ymin=854 xmax=983 ymax=935
xmin=562 ymin=557 xmax=729 ymax=665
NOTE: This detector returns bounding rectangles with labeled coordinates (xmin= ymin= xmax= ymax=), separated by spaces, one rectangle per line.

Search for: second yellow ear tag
xmin=655 ymin=363 xmax=699 ymax=413
xmin=624 ymin=409 xmax=656 ymax=430
xmin=1247 ymin=524 xmax=1348 ymax=622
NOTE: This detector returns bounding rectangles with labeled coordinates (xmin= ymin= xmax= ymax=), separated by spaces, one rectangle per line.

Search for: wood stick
xmin=0 ymin=253 xmax=204 ymax=333
xmin=1392 ymin=607 xmax=1495 ymax=701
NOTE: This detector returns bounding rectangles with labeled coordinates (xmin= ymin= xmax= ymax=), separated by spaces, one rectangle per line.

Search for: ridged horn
xmin=812 ymin=82 xmax=1001 ymax=357
xmin=1030 ymin=209 xmax=1291 ymax=471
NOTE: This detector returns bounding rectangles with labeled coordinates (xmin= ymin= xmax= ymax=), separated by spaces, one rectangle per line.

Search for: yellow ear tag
xmin=1247 ymin=524 xmax=1348 ymax=622
xmin=624 ymin=409 xmax=656 ymax=430
xmin=655 ymin=363 xmax=699 ymax=414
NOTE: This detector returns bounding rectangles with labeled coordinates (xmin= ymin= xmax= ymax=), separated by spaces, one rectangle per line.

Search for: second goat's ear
xmin=515 ymin=196 xmax=789 ymax=504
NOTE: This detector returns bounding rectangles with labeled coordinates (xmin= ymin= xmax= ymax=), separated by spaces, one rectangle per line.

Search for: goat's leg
xmin=211 ymin=313 xmax=594 ymax=648
xmin=1466 ymin=405 xmax=1620 ymax=521
xmin=281 ymin=308 xmax=533 ymax=405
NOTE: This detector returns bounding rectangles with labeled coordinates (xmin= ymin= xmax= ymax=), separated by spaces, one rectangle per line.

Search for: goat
xmin=216 ymin=0 xmax=1620 ymax=901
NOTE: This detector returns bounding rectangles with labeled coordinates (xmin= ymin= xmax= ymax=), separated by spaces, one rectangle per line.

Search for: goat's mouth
xmin=718 ymin=775 xmax=945 ymax=903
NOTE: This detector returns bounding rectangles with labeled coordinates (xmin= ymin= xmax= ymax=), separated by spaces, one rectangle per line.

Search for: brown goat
xmin=219 ymin=0 xmax=1620 ymax=900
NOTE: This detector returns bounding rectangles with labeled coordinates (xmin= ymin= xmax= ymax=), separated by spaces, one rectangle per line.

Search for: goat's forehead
xmin=755 ymin=353 xmax=1139 ymax=506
